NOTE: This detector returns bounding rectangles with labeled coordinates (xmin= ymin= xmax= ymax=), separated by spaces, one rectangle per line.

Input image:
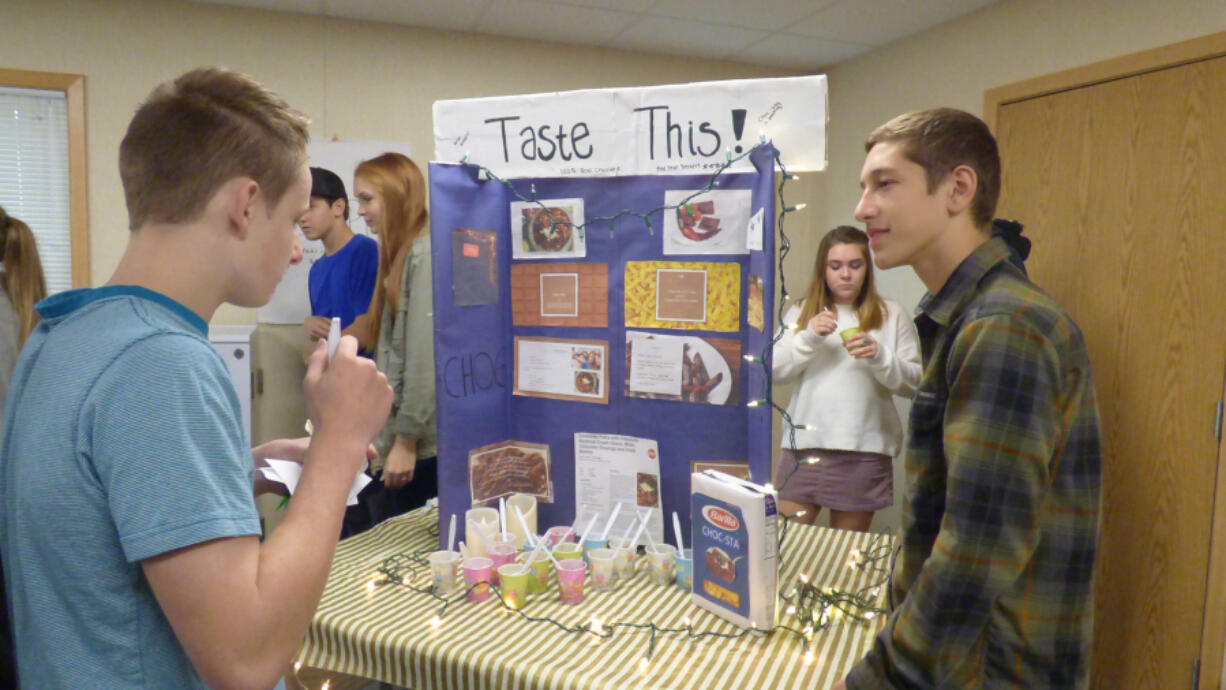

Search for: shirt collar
xmin=36 ymin=285 xmax=209 ymax=337
xmin=915 ymin=236 xmax=1012 ymax=327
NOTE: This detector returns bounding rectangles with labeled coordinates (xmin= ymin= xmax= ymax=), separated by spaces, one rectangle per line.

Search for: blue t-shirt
xmin=309 ymin=233 xmax=378 ymax=331
xmin=0 ymin=286 xmax=259 ymax=689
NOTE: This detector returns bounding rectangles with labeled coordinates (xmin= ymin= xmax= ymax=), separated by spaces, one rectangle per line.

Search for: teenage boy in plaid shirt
xmin=837 ymin=108 xmax=1102 ymax=689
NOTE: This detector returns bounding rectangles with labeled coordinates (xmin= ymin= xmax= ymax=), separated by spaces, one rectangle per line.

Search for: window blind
xmin=0 ymin=86 xmax=71 ymax=295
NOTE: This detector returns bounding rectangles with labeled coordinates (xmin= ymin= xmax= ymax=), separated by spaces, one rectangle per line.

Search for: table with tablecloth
xmin=296 ymin=505 xmax=892 ymax=689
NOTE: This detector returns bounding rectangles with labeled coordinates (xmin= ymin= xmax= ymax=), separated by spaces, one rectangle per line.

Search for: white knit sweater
xmin=772 ymin=299 xmax=921 ymax=455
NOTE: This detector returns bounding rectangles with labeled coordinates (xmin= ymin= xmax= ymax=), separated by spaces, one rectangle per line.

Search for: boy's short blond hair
xmin=119 ymin=67 xmax=310 ymax=230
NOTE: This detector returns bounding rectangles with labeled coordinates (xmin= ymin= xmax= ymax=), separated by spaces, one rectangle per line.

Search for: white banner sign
xmin=433 ymin=75 xmax=826 ymax=178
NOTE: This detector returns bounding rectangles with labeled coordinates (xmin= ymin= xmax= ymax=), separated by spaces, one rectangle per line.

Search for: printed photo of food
xmin=523 ymin=206 xmax=574 ymax=252
xmin=747 ymin=274 xmax=764 ymax=332
xmin=676 ymin=199 xmax=721 ymax=242
xmin=624 ymin=333 xmax=740 ymax=406
xmin=468 ymin=441 xmax=553 ymax=504
xmin=662 ymin=190 xmax=751 ymax=256
xmin=705 ymin=546 xmax=737 ymax=583
xmin=574 ymin=370 xmax=600 ymax=396
xmin=636 ymin=472 xmax=659 ymax=507
xmin=509 ymin=198 xmax=586 ymax=260
xmin=624 ymin=260 xmax=740 ymax=332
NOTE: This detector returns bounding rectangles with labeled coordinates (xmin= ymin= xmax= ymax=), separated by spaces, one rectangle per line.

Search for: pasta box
xmin=690 ymin=470 xmax=778 ymax=630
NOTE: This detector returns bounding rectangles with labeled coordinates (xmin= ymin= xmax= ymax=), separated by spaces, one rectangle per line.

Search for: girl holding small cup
xmin=772 ymin=226 xmax=921 ymax=532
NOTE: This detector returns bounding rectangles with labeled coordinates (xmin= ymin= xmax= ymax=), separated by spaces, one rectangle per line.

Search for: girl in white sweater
xmin=772 ymin=226 xmax=920 ymax=531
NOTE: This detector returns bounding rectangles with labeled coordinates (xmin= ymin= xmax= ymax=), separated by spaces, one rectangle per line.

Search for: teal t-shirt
xmin=0 ymin=286 xmax=260 ymax=688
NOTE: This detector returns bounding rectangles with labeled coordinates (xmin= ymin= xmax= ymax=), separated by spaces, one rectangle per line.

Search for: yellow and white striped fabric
xmin=299 ymin=507 xmax=890 ymax=689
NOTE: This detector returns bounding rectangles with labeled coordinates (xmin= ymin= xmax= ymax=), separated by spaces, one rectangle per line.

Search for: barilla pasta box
xmin=690 ymin=470 xmax=778 ymax=629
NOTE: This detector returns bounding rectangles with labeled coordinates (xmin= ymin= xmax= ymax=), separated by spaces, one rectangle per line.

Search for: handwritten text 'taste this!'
xmin=482 ymin=106 xmax=726 ymax=164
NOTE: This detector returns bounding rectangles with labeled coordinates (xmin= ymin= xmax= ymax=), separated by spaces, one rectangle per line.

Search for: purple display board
xmin=429 ymin=146 xmax=776 ymax=546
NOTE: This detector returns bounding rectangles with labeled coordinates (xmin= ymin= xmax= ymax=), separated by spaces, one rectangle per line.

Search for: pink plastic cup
xmin=463 ymin=556 xmax=494 ymax=602
xmin=556 ymin=559 xmax=587 ymax=604
xmin=543 ymin=525 xmax=576 ymax=548
xmin=487 ymin=542 xmax=519 ymax=586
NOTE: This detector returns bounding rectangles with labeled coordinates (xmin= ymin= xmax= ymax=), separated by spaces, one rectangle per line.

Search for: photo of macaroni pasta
xmin=624 ymin=261 xmax=740 ymax=331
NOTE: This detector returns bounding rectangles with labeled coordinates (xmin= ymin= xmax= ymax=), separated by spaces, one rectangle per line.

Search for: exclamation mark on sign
xmin=731 ymin=109 xmax=747 ymax=153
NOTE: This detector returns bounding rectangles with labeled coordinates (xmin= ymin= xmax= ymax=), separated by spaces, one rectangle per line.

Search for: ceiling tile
xmin=327 ymin=0 xmax=492 ymax=32
xmin=648 ymin=0 xmax=839 ymax=32
xmin=738 ymin=32 xmax=871 ymax=71
xmin=194 ymin=0 xmax=326 ymax=15
xmin=475 ymin=0 xmax=639 ymax=45
xmin=789 ymin=0 xmax=998 ymax=45
xmin=615 ymin=15 xmax=772 ymax=60
xmin=546 ymin=0 xmax=656 ymax=11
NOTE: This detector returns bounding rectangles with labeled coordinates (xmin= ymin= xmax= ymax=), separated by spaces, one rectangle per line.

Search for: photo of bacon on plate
xmin=676 ymin=200 xmax=721 ymax=242
xmin=469 ymin=445 xmax=550 ymax=502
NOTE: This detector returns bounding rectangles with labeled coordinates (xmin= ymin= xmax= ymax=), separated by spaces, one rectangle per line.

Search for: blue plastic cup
xmin=676 ymin=548 xmax=693 ymax=591
xmin=583 ymin=537 xmax=609 ymax=566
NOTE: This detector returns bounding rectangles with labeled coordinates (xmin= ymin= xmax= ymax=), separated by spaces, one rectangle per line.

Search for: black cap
xmin=310 ymin=166 xmax=347 ymax=202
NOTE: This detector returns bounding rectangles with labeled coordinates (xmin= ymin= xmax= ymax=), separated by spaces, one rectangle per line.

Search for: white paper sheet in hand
xmin=258 ymin=458 xmax=371 ymax=506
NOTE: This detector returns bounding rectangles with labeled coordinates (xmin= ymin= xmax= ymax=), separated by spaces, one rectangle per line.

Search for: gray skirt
xmin=773 ymin=447 xmax=894 ymax=511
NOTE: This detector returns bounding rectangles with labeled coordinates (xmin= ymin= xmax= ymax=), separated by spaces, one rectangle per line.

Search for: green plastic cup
xmin=498 ymin=563 xmax=529 ymax=610
xmin=839 ymin=327 xmax=862 ymax=342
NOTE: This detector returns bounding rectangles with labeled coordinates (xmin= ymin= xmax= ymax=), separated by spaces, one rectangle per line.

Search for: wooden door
xmin=988 ymin=37 xmax=1226 ymax=690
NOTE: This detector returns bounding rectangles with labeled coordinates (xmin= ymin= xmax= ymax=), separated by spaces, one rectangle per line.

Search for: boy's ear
xmin=331 ymin=197 xmax=346 ymax=219
xmin=225 ymin=179 xmax=262 ymax=239
xmin=947 ymin=165 xmax=978 ymax=217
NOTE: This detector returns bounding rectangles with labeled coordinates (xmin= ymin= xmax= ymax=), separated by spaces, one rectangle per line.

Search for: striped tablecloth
xmin=298 ymin=506 xmax=892 ymax=689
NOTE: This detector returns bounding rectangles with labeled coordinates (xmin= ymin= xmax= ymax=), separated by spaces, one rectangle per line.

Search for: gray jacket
xmin=373 ymin=233 xmax=437 ymax=470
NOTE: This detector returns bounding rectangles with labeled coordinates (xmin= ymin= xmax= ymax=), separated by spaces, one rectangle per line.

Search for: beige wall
xmin=818 ymin=0 xmax=1226 ymax=532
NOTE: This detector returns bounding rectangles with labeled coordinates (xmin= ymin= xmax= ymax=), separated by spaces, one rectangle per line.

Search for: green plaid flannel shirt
xmin=847 ymin=237 xmax=1103 ymax=689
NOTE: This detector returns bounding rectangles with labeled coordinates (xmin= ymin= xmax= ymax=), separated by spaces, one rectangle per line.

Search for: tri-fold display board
xmin=429 ymin=75 xmax=826 ymax=544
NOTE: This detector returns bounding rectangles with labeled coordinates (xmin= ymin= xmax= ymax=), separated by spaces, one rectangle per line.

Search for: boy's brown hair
xmin=865 ymin=108 xmax=1000 ymax=229
xmin=119 ymin=67 xmax=310 ymax=230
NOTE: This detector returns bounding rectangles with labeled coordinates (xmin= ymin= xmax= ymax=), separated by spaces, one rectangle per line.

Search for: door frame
xmin=983 ymin=30 xmax=1226 ymax=690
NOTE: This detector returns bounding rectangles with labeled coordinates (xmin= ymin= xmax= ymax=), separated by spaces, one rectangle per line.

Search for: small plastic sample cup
xmin=487 ymin=542 xmax=519 ymax=586
xmin=428 ymin=550 xmax=462 ymax=596
xmin=553 ymin=542 xmax=583 ymax=561
xmin=462 ymin=556 xmax=494 ymax=602
xmin=588 ymin=547 xmax=617 ymax=592
xmin=675 ymin=548 xmax=693 ymax=591
xmin=838 ymin=326 xmax=862 ymax=342
xmin=525 ymin=551 xmax=552 ymax=594
xmin=543 ymin=525 xmax=576 ymax=548
xmin=555 ymin=559 xmax=587 ymax=604
xmin=498 ymin=563 xmax=529 ymax=610
xmin=608 ymin=537 xmax=638 ymax=581
xmin=645 ymin=543 xmax=677 ymax=586
xmin=582 ymin=537 xmax=609 ymax=566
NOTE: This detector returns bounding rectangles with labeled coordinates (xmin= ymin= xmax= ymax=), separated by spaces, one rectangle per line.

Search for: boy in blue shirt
xmin=0 ymin=68 xmax=392 ymax=689
xmin=300 ymin=166 xmax=378 ymax=357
